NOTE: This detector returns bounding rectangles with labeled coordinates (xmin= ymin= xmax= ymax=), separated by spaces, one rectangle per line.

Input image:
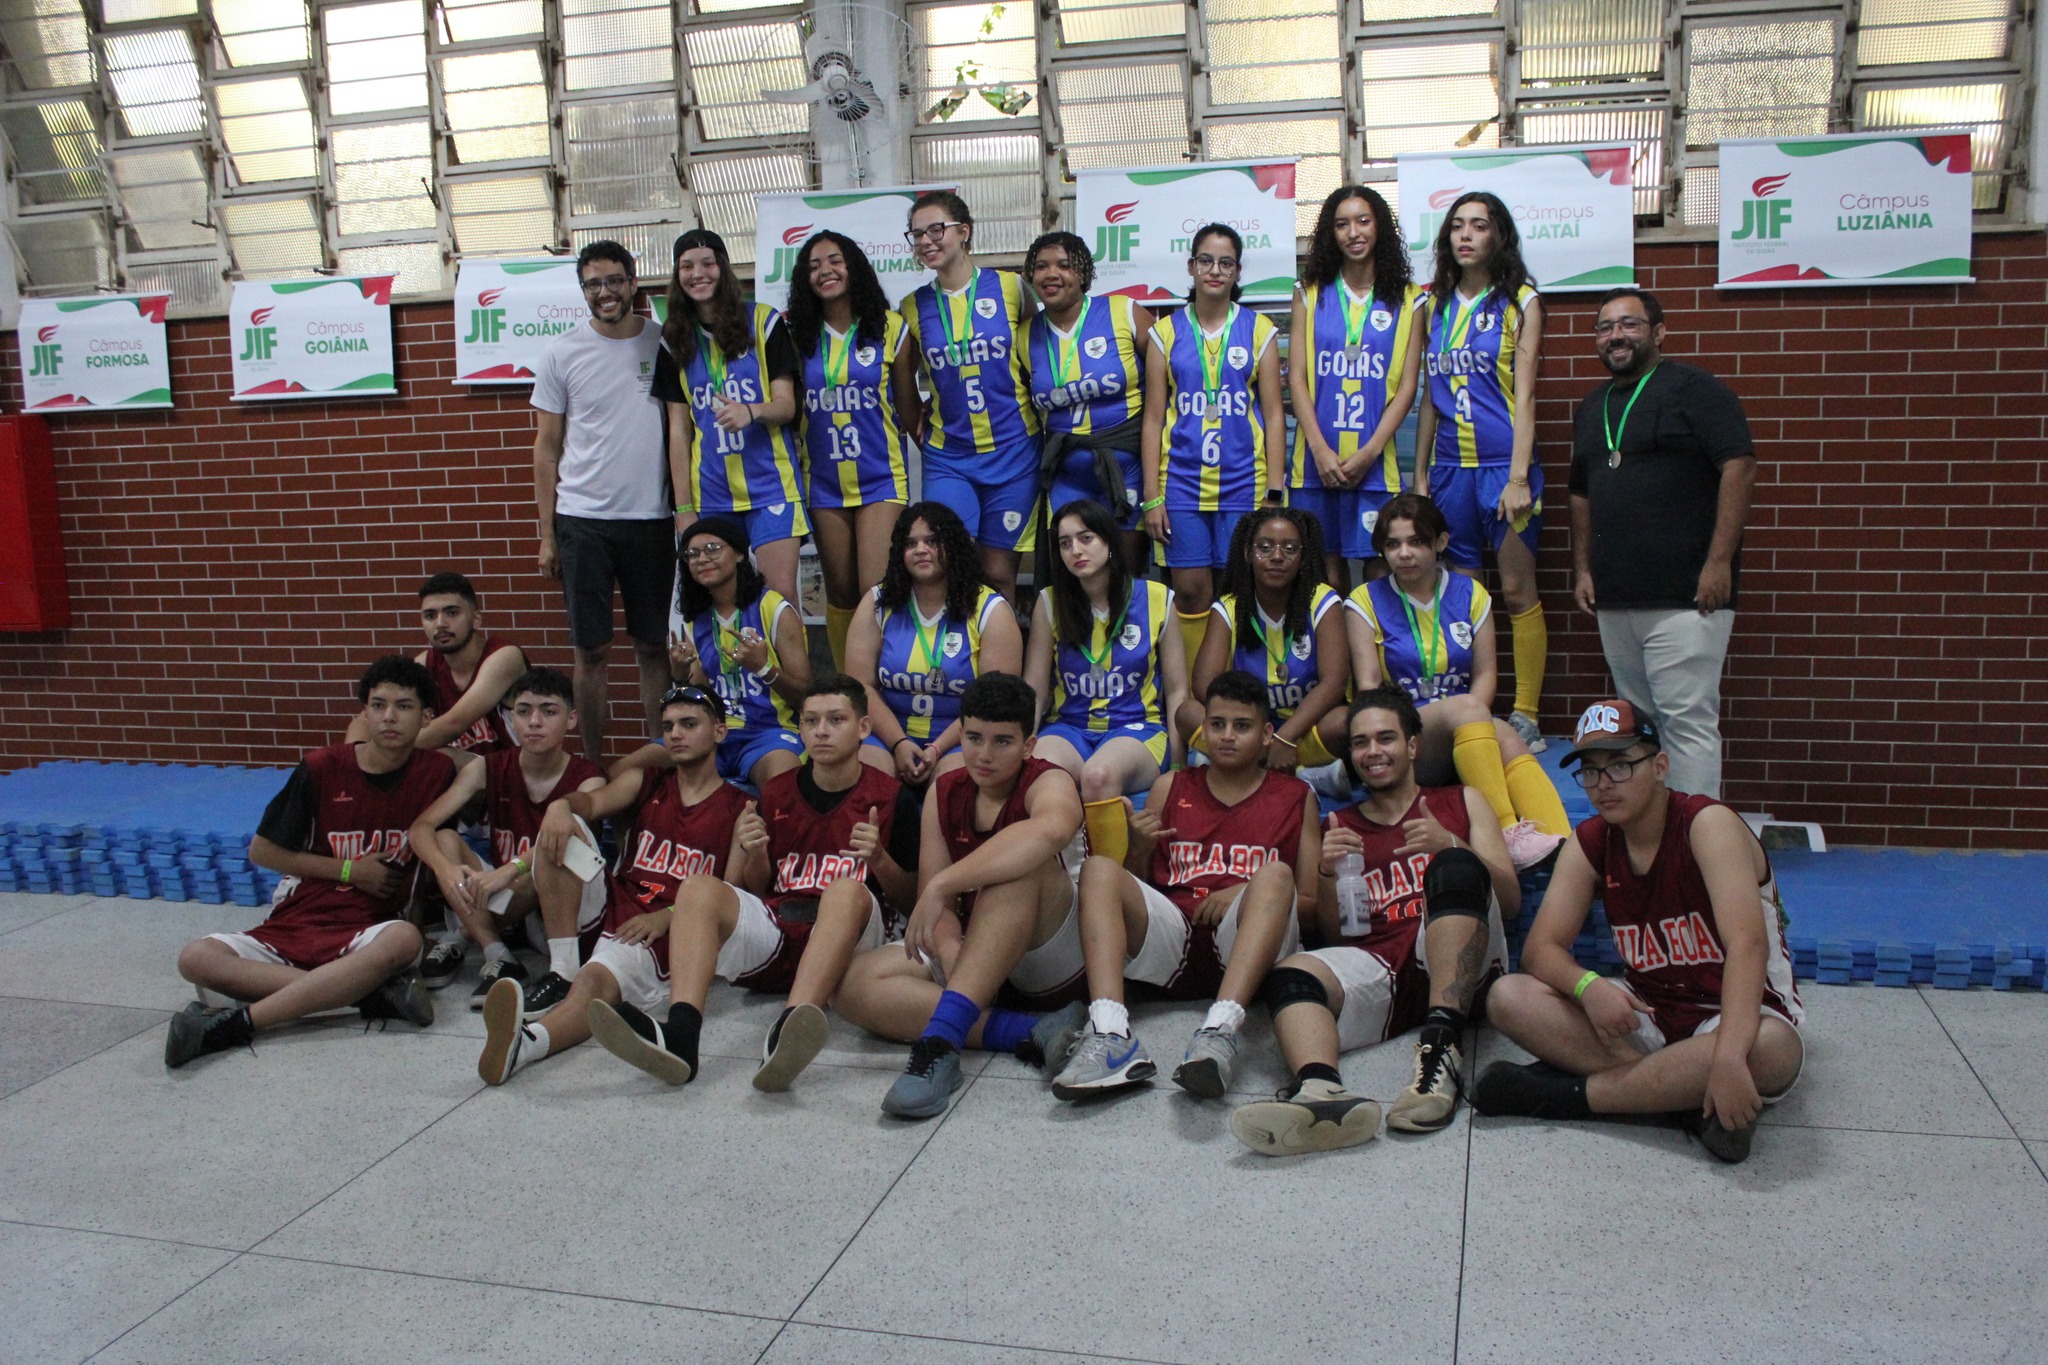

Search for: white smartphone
xmin=561 ymin=835 xmax=605 ymax=884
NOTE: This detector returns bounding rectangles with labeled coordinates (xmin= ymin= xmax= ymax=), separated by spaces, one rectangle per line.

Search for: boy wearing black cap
xmin=1475 ymin=699 xmax=1804 ymax=1163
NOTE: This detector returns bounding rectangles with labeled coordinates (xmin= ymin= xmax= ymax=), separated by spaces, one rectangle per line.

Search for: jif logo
xmin=1094 ymin=202 xmax=1140 ymax=263
xmin=763 ymin=223 xmax=814 ymax=286
xmin=1406 ymin=187 xmax=1465 ymax=253
xmin=240 ymin=306 xmax=277 ymax=361
xmin=1733 ymin=173 xmax=1793 ymax=240
xmin=464 ymin=287 xmax=507 ymax=344
xmin=27 ymin=324 xmax=60 ymax=377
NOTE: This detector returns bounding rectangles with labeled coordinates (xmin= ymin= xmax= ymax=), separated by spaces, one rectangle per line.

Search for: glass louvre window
xmin=218 ymin=195 xmax=323 ymax=275
xmin=562 ymin=0 xmax=673 ymax=91
xmin=338 ymin=239 xmax=444 ymax=295
xmin=572 ymin=222 xmax=665 ymax=277
xmin=1680 ymin=164 xmax=1718 ymax=226
xmin=917 ymin=2 xmax=1037 ymax=125
xmin=913 ymin=131 xmax=1039 ymax=254
xmin=102 ymin=0 xmax=196 ymax=20
xmin=1519 ymin=0 xmax=1661 ymax=85
xmin=682 ymin=23 xmax=810 ymax=141
xmin=10 ymin=212 xmax=112 ymax=290
xmin=437 ymin=48 xmax=551 ymax=163
xmin=214 ymin=77 xmax=318 ymax=185
xmin=688 ymin=152 xmax=810 ymax=263
xmin=565 ymin=96 xmax=681 ymax=215
xmin=1360 ymin=0 xmax=1493 ymax=20
xmin=324 ymin=1 xmax=429 ymax=116
xmin=1206 ymin=116 xmax=1343 ymax=236
xmin=1684 ymin=18 xmax=1835 ymax=148
xmin=1203 ymin=0 xmax=1341 ymax=106
xmin=1054 ymin=0 xmax=1184 ymax=45
xmin=437 ymin=0 xmax=543 ymax=43
xmin=211 ymin=0 xmax=311 ymax=67
xmin=331 ymin=122 xmax=439 ymax=235
xmin=1054 ymin=62 xmax=1187 ymax=171
xmin=1860 ymin=82 xmax=2012 ymax=210
xmin=1519 ymin=103 xmax=1666 ymax=215
xmin=1359 ymin=41 xmax=1499 ymax=162
xmin=0 ymin=0 xmax=94 ymax=89
xmin=695 ymin=0 xmax=807 ymax=11
xmin=102 ymin=28 xmax=205 ymax=138
xmin=1857 ymin=0 xmax=2013 ymax=66
xmin=110 ymin=145 xmax=213 ymax=249
xmin=447 ymin=172 xmax=556 ymax=255
xmin=124 ymin=255 xmax=226 ymax=315
xmin=0 ymin=98 xmax=105 ymax=205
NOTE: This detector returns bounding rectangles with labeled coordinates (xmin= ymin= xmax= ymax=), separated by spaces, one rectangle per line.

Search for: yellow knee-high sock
xmin=825 ymin=604 xmax=854 ymax=671
xmin=1504 ymin=753 xmax=1571 ymax=837
xmin=1083 ymin=798 xmax=1129 ymax=865
xmin=1451 ymin=722 xmax=1517 ymax=830
xmin=1509 ymin=603 xmax=1548 ymax=721
xmin=1176 ymin=610 xmax=1210 ymax=676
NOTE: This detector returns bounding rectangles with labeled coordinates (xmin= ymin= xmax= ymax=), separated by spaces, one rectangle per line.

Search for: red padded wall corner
xmin=0 ymin=414 xmax=71 ymax=631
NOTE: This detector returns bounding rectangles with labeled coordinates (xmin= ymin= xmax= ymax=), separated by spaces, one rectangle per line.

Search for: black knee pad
xmin=1261 ymin=965 xmax=1330 ymax=1020
xmin=1423 ymin=846 xmax=1491 ymax=923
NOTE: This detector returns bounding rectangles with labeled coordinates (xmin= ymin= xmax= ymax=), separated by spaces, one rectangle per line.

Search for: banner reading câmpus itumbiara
xmin=752 ymin=185 xmax=951 ymax=312
xmin=1074 ymin=162 xmax=1299 ymax=305
xmin=230 ymin=276 xmax=397 ymax=400
xmin=18 ymin=293 xmax=173 ymax=411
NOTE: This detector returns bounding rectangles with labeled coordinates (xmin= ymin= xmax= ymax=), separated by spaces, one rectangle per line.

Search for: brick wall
xmin=1 ymin=236 xmax=2043 ymax=850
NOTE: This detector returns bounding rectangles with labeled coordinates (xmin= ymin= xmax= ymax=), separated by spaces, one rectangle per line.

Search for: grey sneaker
xmin=753 ymin=1003 xmax=828 ymax=1092
xmin=468 ymin=954 xmax=528 ymax=1011
xmin=1506 ymin=710 xmax=1547 ymax=753
xmin=1386 ymin=1035 xmax=1464 ymax=1133
xmin=164 ymin=1003 xmax=252 ymax=1069
xmin=1171 ymin=1026 xmax=1240 ymax=1099
xmin=1020 ymin=1000 xmax=1088 ymax=1075
xmin=882 ymin=1037 xmax=966 ymax=1119
xmin=1051 ymin=1029 xmax=1156 ymax=1101
xmin=356 ymin=970 xmax=433 ymax=1029
xmin=1230 ymin=1079 xmax=1383 ymax=1156
xmin=477 ymin=977 xmax=527 ymax=1086
xmin=1682 ymin=1109 xmax=1756 ymax=1165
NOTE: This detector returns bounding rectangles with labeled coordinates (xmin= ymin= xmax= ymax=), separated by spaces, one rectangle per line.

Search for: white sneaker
xmin=1503 ymin=819 xmax=1565 ymax=871
xmin=1301 ymin=760 xmax=1352 ymax=801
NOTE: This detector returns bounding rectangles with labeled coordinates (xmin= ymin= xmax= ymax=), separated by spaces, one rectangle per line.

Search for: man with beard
xmin=346 ymin=572 xmax=526 ymax=759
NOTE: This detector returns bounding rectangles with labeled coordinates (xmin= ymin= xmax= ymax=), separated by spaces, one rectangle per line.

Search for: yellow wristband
xmin=1571 ymin=969 xmax=1600 ymax=1000
xmin=340 ymin=858 xmax=352 ymax=884
xmin=1140 ymin=494 xmax=1165 ymax=511
xmin=513 ymin=856 xmax=529 ymax=876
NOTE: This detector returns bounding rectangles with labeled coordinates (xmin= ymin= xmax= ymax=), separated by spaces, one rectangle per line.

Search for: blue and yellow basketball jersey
xmin=1348 ymin=570 xmax=1491 ymax=704
xmin=799 ymin=311 xmax=914 ymax=509
xmin=1026 ymin=294 xmax=1143 ymax=435
xmin=1293 ymin=282 xmax=1423 ymax=493
xmin=679 ymin=590 xmax=800 ymax=738
xmin=900 ymin=268 xmax=1039 ymax=466
xmin=683 ymin=303 xmax=805 ymax=513
xmin=1209 ymin=583 xmax=1341 ymax=720
xmin=1050 ymin=579 xmax=1170 ymax=733
xmin=1155 ymin=305 xmax=1275 ymax=511
xmin=1423 ymin=283 xmax=1537 ymax=470
xmin=873 ymin=584 xmax=1004 ymax=743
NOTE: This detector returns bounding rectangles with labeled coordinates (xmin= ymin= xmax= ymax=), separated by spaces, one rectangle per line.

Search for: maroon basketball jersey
xmin=1576 ymin=792 xmax=1802 ymax=1030
xmin=482 ymin=749 xmax=604 ymax=868
xmin=1149 ymin=768 xmax=1310 ymax=912
xmin=270 ymin=743 xmax=458 ymax=927
xmin=1328 ymin=785 xmax=1472 ymax=957
xmin=936 ymin=758 xmax=1063 ymax=866
xmin=425 ymin=636 xmax=519 ymax=752
xmin=608 ymin=769 xmax=749 ymax=931
xmin=760 ymin=764 xmax=903 ymax=913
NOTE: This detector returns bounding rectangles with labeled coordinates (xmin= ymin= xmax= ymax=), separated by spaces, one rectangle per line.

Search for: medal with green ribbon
xmin=1199 ymin=304 xmax=1237 ymax=430
xmin=1396 ymin=574 xmax=1448 ymax=686
xmin=713 ymin=610 xmax=745 ymax=691
xmin=1437 ymin=288 xmax=1491 ymax=355
xmin=911 ymin=604 xmax=950 ymax=690
xmin=1081 ymin=596 xmax=1131 ymax=684
xmin=699 ymin=327 xmax=729 ymax=400
xmin=936 ymin=272 xmax=980 ymax=367
xmin=1248 ymin=608 xmax=1291 ymax=674
xmin=824 ymin=324 xmax=853 ymax=435
xmin=1601 ymin=364 xmax=1659 ymax=469
xmin=1042 ymin=298 xmax=1091 ymax=404
xmin=1339 ymin=283 xmax=1369 ymax=366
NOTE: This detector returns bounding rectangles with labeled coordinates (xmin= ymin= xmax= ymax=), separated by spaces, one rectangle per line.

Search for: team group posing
xmin=163 ymin=187 xmax=1801 ymax=1163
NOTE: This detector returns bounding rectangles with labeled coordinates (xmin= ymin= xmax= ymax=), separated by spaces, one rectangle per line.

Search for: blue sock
xmin=921 ymin=990 xmax=980 ymax=1050
xmin=978 ymin=1008 xmax=1035 ymax=1054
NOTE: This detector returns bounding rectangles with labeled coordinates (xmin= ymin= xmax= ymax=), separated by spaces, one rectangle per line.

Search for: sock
xmin=1292 ymin=1060 xmax=1343 ymax=1094
xmin=1083 ymin=798 xmax=1129 ymax=865
xmin=1200 ymin=999 xmax=1246 ymax=1034
xmin=1451 ymin=722 xmax=1517 ymax=829
xmin=547 ymin=937 xmax=579 ymax=979
xmin=825 ymin=604 xmax=855 ymax=671
xmin=979 ymin=1009 xmax=1035 ymax=1054
xmin=1088 ymin=997 xmax=1130 ymax=1036
xmin=1504 ymin=752 xmax=1571 ymax=836
xmin=482 ymin=941 xmax=513 ymax=965
xmin=664 ymin=1000 xmax=704 ymax=1072
xmin=921 ymin=989 xmax=980 ymax=1050
xmin=512 ymin=1023 xmax=550 ymax=1074
xmin=1509 ymin=603 xmax=1547 ymax=721
xmin=1420 ymin=1005 xmax=1466 ymax=1048
xmin=1176 ymin=610 xmax=1210 ymax=682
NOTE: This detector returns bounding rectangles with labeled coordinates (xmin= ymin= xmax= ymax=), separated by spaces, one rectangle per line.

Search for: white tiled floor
xmin=1 ymin=890 xmax=2044 ymax=1364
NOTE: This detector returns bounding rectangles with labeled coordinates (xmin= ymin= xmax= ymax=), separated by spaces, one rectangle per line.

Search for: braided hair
xmin=1220 ymin=507 xmax=1327 ymax=656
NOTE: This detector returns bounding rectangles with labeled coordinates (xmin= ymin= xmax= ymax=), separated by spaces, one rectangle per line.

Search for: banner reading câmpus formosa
xmin=1074 ymin=162 xmax=1299 ymax=304
xmin=453 ymin=258 xmax=588 ymax=384
xmin=1397 ymin=145 xmax=1637 ymax=291
xmin=752 ymin=185 xmax=951 ymax=312
xmin=18 ymin=293 xmax=173 ymax=411
xmin=1717 ymin=131 xmax=1975 ymax=288
xmin=229 ymin=276 xmax=396 ymax=400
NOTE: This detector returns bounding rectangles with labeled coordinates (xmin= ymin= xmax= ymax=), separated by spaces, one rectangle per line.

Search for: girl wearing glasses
xmin=895 ymin=190 xmax=1041 ymax=600
xmin=1024 ymin=499 xmax=1186 ymax=865
xmin=846 ymin=501 xmax=1021 ymax=786
xmin=782 ymin=230 xmax=919 ymax=669
xmin=656 ymin=229 xmax=808 ymax=610
xmin=1289 ymin=185 xmax=1425 ymax=591
xmin=1415 ymin=191 xmax=1550 ymax=756
xmin=1180 ymin=507 xmax=1351 ymax=776
xmin=1345 ymin=493 xmax=1566 ymax=868
xmin=668 ymin=518 xmax=809 ymax=790
xmin=1141 ymin=223 xmax=1289 ymax=677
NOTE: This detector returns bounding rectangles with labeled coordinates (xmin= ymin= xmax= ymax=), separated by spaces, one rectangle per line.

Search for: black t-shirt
xmin=255 ymin=759 xmax=414 ymax=850
xmin=651 ymin=315 xmax=800 ymax=406
xmin=1568 ymin=360 xmax=1755 ymax=611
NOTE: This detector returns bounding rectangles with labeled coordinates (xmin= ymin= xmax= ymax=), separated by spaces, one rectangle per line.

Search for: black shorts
xmin=554 ymin=514 xmax=675 ymax=650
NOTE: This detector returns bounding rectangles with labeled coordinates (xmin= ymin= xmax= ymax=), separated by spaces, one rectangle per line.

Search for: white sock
xmin=1201 ymin=999 xmax=1246 ymax=1034
xmin=483 ymin=941 xmax=513 ymax=965
xmin=1088 ymin=998 xmax=1130 ymax=1036
xmin=547 ymin=937 xmax=579 ymax=979
xmin=513 ymin=1023 xmax=550 ymax=1074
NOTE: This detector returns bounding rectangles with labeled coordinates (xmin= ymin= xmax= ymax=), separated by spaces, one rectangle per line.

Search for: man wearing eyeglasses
xmin=532 ymin=239 xmax=676 ymax=764
xmin=1568 ymin=287 xmax=1757 ymax=799
xmin=1474 ymin=700 xmax=1803 ymax=1164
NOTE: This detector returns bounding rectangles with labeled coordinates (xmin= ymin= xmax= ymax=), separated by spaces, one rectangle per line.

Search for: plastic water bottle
xmin=1334 ymin=852 xmax=1371 ymax=936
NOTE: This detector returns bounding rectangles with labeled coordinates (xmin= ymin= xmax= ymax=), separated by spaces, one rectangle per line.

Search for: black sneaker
xmin=164 ymin=1003 xmax=253 ymax=1069
xmin=357 ymin=970 xmax=434 ymax=1028
xmin=468 ymin=954 xmax=529 ymax=1011
xmin=420 ymin=937 xmax=466 ymax=990
xmin=522 ymin=971 xmax=572 ymax=1019
xmin=587 ymin=999 xmax=694 ymax=1085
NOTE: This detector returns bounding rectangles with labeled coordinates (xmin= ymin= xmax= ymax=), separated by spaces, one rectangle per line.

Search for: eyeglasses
xmin=1572 ymin=755 xmax=1648 ymax=789
xmin=580 ymin=274 xmax=632 ymax=294
xmin=1193 ymin=254 xmax=1239 ymax=273
xmin=682 ymin=543 xmax=730 ymax=562
xmin=904 ymin=222 xmax=965 ymax=244
xmin=1592 ymin=317 xmax=1651 ymax=338
xmin=1252 ymin=539 xmax=1303 ymax=561
xmin=660 ymin=684 xmax=725 ymax=721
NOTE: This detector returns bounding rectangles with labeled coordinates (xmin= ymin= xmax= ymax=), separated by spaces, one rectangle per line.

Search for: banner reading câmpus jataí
xmin=18 ymin=294 xmax=173 ymax=411
xmin=1397 ymin=146 xmax=1636 ymax=292
xmin=230 ymin=276 xmax=395 ymax=401
xmin=1075 ymin=162 xmax=1298 ymax=304
xmin=453 ymin=258 xmax=588 ymax=384
xmin=752 ymin=185 xmax=952 ymax=312
xmin=1717 ymin=131 xmax=1975 ymax=288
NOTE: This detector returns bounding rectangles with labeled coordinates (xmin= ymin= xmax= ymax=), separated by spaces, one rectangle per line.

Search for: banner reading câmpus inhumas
xmin=18 ymin=293 xmax=173 ymax=411
xmin=230 ymin=276 xmax=396 ymax=400
xmin=453 ymin=258 xmax=588 ymax=384
xmin=753 ymin=185 xmax=951 ymax=312
xmin=1075 ymin=162 xmax=1298 ymax=305
xmin=1397 ymin=145 xmax=1636 ymax=292
xmin=1718 ymin=131 xmax=1975 ymax=288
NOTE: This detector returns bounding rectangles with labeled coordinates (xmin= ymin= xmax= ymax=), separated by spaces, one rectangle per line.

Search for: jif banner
xmin=752 ymin=185 xmax=950 ymax=311
xmin=1075 ymin=162 xmax=1298 ymax=304
xmin=1717 ymin=132 xmax=1975 ymax=288
xmin=453 ymin=258 xmax=588 ymax=384
xmin=229 ymin=276 xmax=396 ymax=401
xmin=18 ymin=294 xmax=173 ymax=411
xmin=1397 ymin=146 xmax=1636 ymax=291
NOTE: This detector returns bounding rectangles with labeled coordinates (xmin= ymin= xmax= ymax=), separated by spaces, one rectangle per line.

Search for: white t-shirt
xmin=530 ymin=318 xmax=667 ymax=521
